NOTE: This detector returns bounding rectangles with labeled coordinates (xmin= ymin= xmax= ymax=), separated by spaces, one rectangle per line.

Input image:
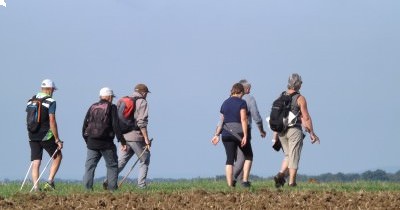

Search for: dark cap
xmin=134 ymin=83 xmax=150 ymax=93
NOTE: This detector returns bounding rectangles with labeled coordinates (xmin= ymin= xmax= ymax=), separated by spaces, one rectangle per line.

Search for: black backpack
xmin=269 ymin=91 xmax=299 ymax=133
xmin=26 ymin=96 xmax=50 ymax=133
xmin=84 ymin=102 xmax=112 ymax=138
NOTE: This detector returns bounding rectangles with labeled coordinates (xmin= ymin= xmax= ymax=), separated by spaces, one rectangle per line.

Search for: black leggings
xmin=222 ymin=135 xmax=253 ymax=165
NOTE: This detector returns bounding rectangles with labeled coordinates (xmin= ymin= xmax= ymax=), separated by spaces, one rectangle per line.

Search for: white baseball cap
xmin=99 ymin=87 xmax=116 ymax=97
xmin=41 ymin=79 xmax=57 ymax=90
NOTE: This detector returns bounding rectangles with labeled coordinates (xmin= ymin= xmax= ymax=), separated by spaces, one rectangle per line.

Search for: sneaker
xmin=289 ymin=182 xmax=297 ymax=187
xmin=43 ymin=181 xmax=55 ymax=191
xmin=274 ymin=172 xmax=286 ymax=188
xmin=241 ymin=181 xmax=251 ymax=188
xmin=102 ymin=180 xmax=108 ymax=190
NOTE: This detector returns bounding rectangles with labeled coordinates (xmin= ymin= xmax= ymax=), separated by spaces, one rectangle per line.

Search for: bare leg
xmin=279 ymin=158 xmax=288 ymax=174
xmin=289 ymin=168 xmax=297 ymax=185
xmin=48 ymin=152 xmax=62 ymax=182
xmin=274 ymin=158 xmax=288 ymax=188
xmin=225 ymin=165 xmax=233 ymax=186
xmin=31 ymin=160 xmax=41 ymax=189
xmin=242 ymin=160 xmax=252 ymax=182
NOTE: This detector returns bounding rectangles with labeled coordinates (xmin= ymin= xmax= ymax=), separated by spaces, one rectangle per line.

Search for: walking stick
xmin=30 ymin=149 xmax=59 ymax=192
xmin=118 ymin=139 xmax=153 ymax=188
xmin=20 ymin=161 xmax=33 ymax=191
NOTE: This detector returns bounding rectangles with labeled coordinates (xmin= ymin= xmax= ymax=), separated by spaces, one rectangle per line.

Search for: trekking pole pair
xmin=118 ymin=139 xmax=153 ymax=188
xmin=24 ymin=149 xmax=59 ymax=192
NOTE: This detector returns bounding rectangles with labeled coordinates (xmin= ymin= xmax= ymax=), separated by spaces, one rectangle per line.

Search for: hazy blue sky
xmin=1 ymin=1 xmax=399 ymax=181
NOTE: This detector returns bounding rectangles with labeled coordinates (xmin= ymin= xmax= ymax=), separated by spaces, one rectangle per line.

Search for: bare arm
xmin=298 ymin=95 xmax=319 ymax=143
xmin=240 ymin=108 xmax=248 ymax=147
xmin=211 ymin=114 xmax=224 ymax=145
xmin=140 ymin=127 xmax=150 ymax=145
xmin=49 ymin=114 xmax=63 ymax=149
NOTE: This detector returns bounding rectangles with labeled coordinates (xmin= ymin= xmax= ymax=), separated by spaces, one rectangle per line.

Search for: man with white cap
xmin=82 ymin=87 xmax=127 ymax=191
xmin=27 ymin=79 xmax=63 ymax=191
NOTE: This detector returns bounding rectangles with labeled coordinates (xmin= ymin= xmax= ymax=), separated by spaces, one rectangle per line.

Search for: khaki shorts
xmin=279 ymin=127 xmax=304 ymax=169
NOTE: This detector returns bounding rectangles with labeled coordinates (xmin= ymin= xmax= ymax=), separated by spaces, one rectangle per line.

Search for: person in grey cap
xmin=273 ymin=73 xmax=320 ymax=188
xmin=232 ymin=79 xmax=266 ymax=187
xmin=82 ymin=87 xmax=127 ymax=191
xmin=26 ymin=79 xmax=63 ymax=191
xmin=115 ymin=83 xmax=152 ymax=189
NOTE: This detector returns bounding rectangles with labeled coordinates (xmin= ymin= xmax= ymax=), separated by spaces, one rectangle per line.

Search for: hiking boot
xmin=232 ymin=180 xmax=237 ymax=187
xmin=241 ymin=181 xmax=251 ymax=188
xmin=102 ymin=180 xmax=108 ymax=190
xmin=289 ymin=182 xmax=297 ymax=187
xmin=274 ymin=172 xmax=286 ymax=188
xmin=43 ymin=181 xmax=55 ymax=191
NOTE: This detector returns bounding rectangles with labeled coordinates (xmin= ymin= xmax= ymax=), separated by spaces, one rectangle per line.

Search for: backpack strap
xmin=289 ymin=92 xmax=300 ymax=106
xmin=289 ymin=91 xmax=299 ymax=97
xmin=30 ymin=95 xmax=51 ymax=124
xmin=30 ymin=95 xmax=51 ymax=102
xmin=131 ymin=96 xmax=145 ymax=111
xmin=132 ymin=96 xmax=144 ymax=101
xmin=288 ymin=92 xmax=301 ymax=127
xmin=28 ymin=95 xmax=38 ymax=103
xmin=40 ymin=96 xmax=51 ymax=102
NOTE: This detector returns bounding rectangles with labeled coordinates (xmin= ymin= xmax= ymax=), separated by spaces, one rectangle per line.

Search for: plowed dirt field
xmin=2 ymin=189 xmax=400 ymax=209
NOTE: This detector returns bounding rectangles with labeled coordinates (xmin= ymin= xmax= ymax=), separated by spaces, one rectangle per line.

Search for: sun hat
xmin=41 ymin=79 xmax=57 ymax=90
xmin=99 ymin=87 xmax=116 ymax=97
xmin=134 ymin=84 xmax=150 ymax=93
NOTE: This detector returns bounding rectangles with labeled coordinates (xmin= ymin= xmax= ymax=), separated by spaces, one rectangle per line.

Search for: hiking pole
xmin=20 ymin=161 xmax=33 ymax=191
xmin=30 ymin=149 xmax=59 ymax=192
xmin=118 ymin=139 xmax=153 ymax=188
xmin=118 ymin=148 xmax=147 ymax=188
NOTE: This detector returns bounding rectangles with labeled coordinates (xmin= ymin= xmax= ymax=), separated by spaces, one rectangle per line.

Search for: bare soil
xmin=1 ymin=189 xmax=400 ymax=209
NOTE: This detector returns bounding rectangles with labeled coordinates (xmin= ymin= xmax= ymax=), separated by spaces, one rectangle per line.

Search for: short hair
xmin=287 ymin=73 xmax=302 ymax=91
xmin=231 ymin=83 xmax=244 ymax=95
xmin=239 ymin=79 xmax=251 ymax=89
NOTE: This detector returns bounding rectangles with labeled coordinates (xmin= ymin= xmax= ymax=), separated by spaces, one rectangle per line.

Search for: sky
xmin=0 ymin=1 xmax=399 ymax=181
